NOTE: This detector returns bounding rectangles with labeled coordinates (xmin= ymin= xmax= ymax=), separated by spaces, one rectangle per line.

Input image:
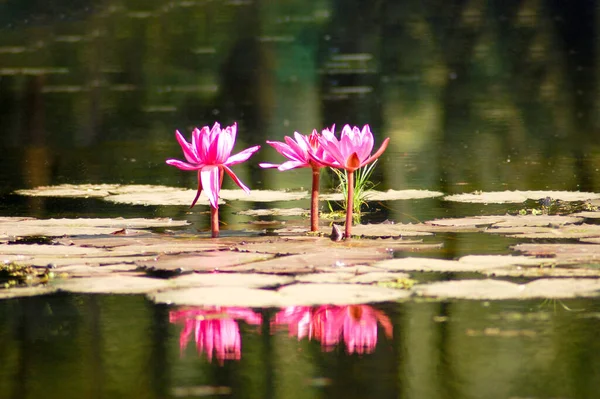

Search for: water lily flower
xmin=166 ymin=122 xmax=260 ymax=237
xmin=259 ymin=129 xmax=336 ymax=232
xmin=169 ymin=307 xmax=262 ymax=365
xmin=311 ymin=124 xmax=389 ymax=239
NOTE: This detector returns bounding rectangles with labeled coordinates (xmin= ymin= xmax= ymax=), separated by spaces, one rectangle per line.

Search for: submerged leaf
xmin=444 ymin=190 xmax=600 ymax=204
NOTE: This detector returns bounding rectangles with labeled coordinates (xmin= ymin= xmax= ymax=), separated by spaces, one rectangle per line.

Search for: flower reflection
xmin=170 ymin=307 xmax=262 ymax=364
xmin=273 ymin=305 xmax=392 ymax=354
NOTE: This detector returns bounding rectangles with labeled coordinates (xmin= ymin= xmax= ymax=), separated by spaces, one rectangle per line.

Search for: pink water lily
xmin=166 ymin=122 xmax=260 ymax=237
xmin=310 ymin=124 xmax=389 ymax=239
xmin=259 ymin=129 xmax=336 ymax=232
xmin=314 ymin=124 xmax=389 ymax=173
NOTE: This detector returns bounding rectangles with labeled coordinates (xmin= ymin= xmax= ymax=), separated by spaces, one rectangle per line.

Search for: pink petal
xmin=200 ymin=165 xmax=221 ymax=208
xmin=174 ymin=131 xmax=198 ymax=164
xmin=361 ymin=137 xmax=390 ymax=167
xmin=266 ymin=141 xmax=303 ymax=163
xmin=278 ymin=160 xmax=307 ymax=171
xmin=166 ymin=159 xmax=202 ymax=171
xmin=259 ymin=162 xmax=280 ymax=169
xmin=223 ymin=165 xmax=250 ymax=193
xmin=225 ymin=145 xmax=261 ymax=166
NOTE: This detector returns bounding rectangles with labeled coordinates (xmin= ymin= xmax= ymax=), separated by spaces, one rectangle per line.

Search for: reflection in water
xmin=273 ymin=305 xmax=393 ymax=354
xmin=169 ymin=306 xmax=262 ymax=364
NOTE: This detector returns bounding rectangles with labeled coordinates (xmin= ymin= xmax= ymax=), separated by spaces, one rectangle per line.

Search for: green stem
xmin=310 ymin=166 xmax=320 ymax=232
xmin=345 ymin=170 xmax=354 ymax=239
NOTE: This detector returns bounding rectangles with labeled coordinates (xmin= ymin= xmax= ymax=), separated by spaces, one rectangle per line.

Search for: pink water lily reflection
xmin=170 ymin=307 xmax=262 ymax=364
xmin=273 ymin=305 xmax=392 ymax=354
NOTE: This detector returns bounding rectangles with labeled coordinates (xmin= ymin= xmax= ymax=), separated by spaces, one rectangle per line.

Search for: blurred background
xmin=0 ymin=0 xmax=598 ymax=214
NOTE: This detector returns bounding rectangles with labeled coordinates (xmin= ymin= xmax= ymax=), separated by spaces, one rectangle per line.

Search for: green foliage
xmin=326 ymin=160 xmax=379 ymax=222
xmin=378 ymin=277 xmax=416 ymax=290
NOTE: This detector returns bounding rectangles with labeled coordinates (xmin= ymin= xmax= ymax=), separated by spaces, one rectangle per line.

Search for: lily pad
xmin=136 ymin=251 xmax=274 ymax=272
xmin=415 ymin=278 xmax=600 ymax=299
xmin=0 ymin=286 xmax=58 ymax=299
xmin=169 ymin=272 xmax=293 ymax=288
xmin=349 ymin=224 xmax=435 ymax=237
xmin=277 ymin=283 xmax=411 ymax=305
xmin=149 ymin=286 xmax=283 ymax=307
xmin=485 ymin=267 xmax=600 ymax=278
xmin=220 ymin=189 xmax=307 ymax=202
xmin=219 ymin=247 xmax=394 ymax=274
xmin=512 ymin=243 xmax=600 ymax=264
xmin=295 ymin=271 xmax=410 ymax=284
xmin=14 ymin=184 xmax=119 ymax=198
xmin=0 ymin=217 xmax=189 ymax=238
xmin=237 ymin=208 xmax=307 ymax=217
xmin=54 ymin=275 xmax=172 ymax=294
xmin=320 ymin=189 xmax=443 ymax=201
xmin=495 ymin=224 xmax=600 ymax=239
xmin=104 ymin=189 xmax=212 ymax=206
xmin=374 ymin=255 xmax=545 ymax=273
xmin=444 ymin=190 xmax=600 ymax=204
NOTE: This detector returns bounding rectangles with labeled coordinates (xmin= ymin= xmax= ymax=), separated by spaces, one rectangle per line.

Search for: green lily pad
xmin=149 ymin=286 xmax=283 ymax=307
xmin=444 ymin=190 xmax=600 ymax=204
xmin=512 ymin=243 xmax=600 ymax=264
xmin=277 ymin=283 xmax=411 ymax=305
xmin=349 ymin=223 xmax=435 ymax=237
xmin=14 ymin=184 xmax=120 ymax=198
xmin=485 ymin=267 xmax=600 ymax=278
xmin=491 ymin=224 xmax=600 ymax=239
xmin=415 ymin=278 xmax=600 ymax=299
xmin=0 ymin=217 xmax=189 ymax=238
xmin=374 ymin=255 xmax=545 ymax=273
xmin=237 ymin=208 xmax=307 ymax=217
xmin=0 ymin=286 xmax=58 ymax=299
xmin=320 ymin=189 xmax=443 ymax=201
xmin=136 ymin=252 xmax=274 ymax=273
xmin=295 ymin=271 xmax=410 ymax=284
xmin=169 ymin=272 xmax=293 ymax=288
xmin=218 ymin=247 xmax=394 ymax=274
xmin=54 ymin=275 xmax=172 ymax=294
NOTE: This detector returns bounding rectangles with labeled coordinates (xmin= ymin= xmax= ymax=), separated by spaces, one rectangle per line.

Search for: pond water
xmin=1 ymin=294 xmax=600 ymax=399
xmin=1 ymin=1 xmax=600 ymax=398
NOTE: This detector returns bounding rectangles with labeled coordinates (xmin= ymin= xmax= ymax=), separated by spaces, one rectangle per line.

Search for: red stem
xmin=345 ymin=170 xmax=354 ymax=239
xmin=211 ymin=206 xmax=219 ymax=238
xmin=211 ymin=168 xmax=225 ymax=238
xmin=310 ymin=166 xmax=320 ymax=232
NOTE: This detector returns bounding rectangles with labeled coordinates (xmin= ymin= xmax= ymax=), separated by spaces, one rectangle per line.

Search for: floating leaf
xmin=14 ymin=184 xmax=119 ymax=198
xmin=513 ymin=243 xmax=600 ymax=264
xmin=237 ymin=208 xmax=307 ymax=217
xmin=374 ymin=255 xmax=545 ymax=273
xmin=415 ymin=278 xmax=600 ymax=299
xmin=492 ymin=224 xmax=600 ymax=239
xmin=295 ymin=271 xmax=410 ymax=284
xmin=349 ymin=223 xmax=435 ymax=237
xmin=169 ymin=273 xmax=293 ymax=289
xmin=136 ymin=251 xmax=274 ymax=272
xmin=0 ymin=286 xmax=57 ymax=299
xmin=444 ymin=190 xmax=600 ymax=204
xmin=320 ymin=189 xmax=443 ymax=201
xmin=0 ymin=217 xmax=189 ymax=238
xmin=54 ymin=275 xmax=172 ymax=294
xmin=149 ymin=286 xmax=283 ymax=307
xmin=277 ymin=283 xmax=411 ymax=305
xmin=218 ymin=247 xmax=394 ymax=274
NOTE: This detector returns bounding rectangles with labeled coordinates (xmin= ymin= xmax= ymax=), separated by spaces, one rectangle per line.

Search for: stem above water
xmin=211 ymin=206 xmax=219 ymax=238
xmin=345 ymin=170 xmax=354 ymax=239
xmin=310 ymin=166 xmax=320 ymax=232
